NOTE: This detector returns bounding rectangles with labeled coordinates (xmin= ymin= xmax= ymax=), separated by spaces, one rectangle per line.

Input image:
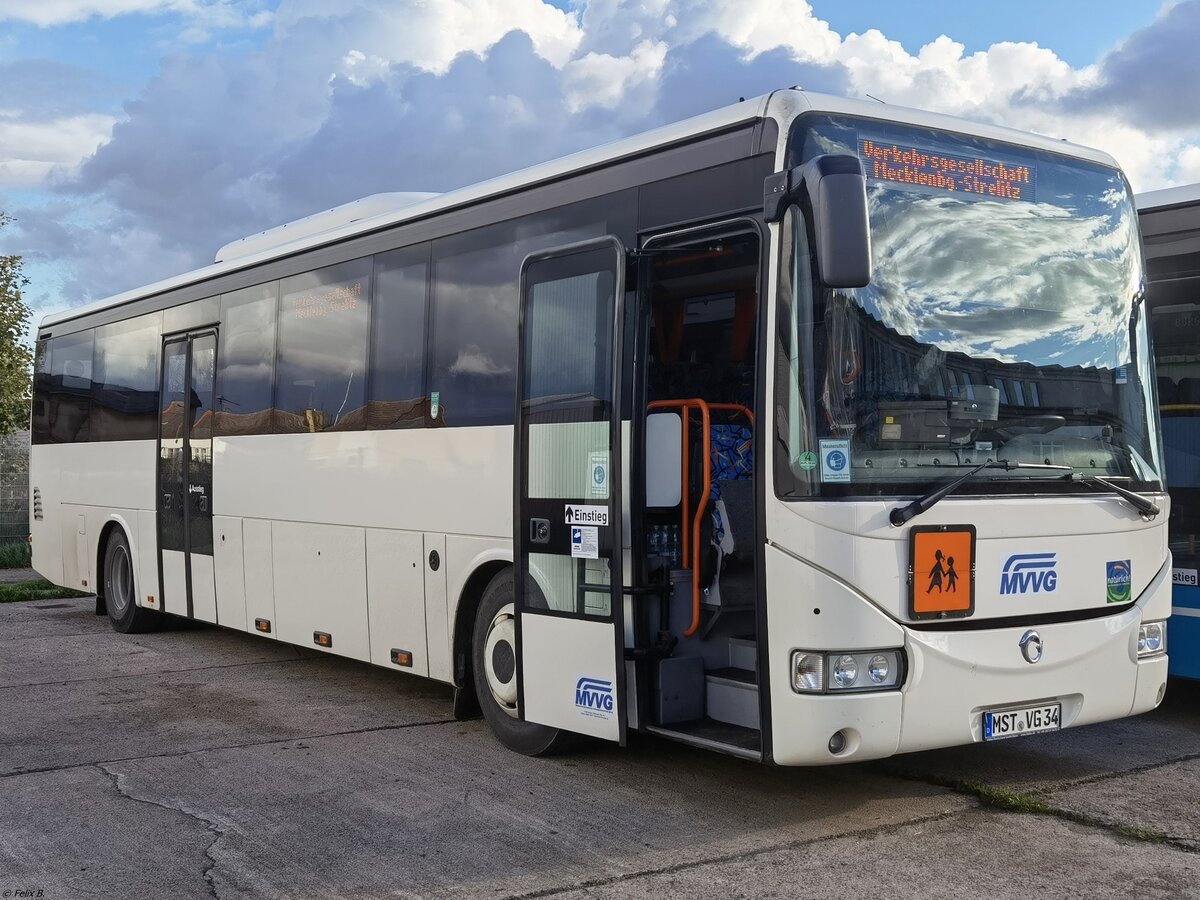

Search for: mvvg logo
xmin=1000 ymin=553 xmax=1058 ymax=594
xmin=574 ymin=676 xmax=614 ymax=719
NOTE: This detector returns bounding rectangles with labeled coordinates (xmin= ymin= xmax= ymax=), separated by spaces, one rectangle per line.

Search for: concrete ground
xmin=1 ymin=596 xmax=1198 ymax=899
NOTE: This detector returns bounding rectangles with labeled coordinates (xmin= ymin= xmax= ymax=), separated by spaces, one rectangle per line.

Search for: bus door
xmin=158 ymin=330 xmax=217 ymax=622
xmin=515 ymin=237 xmax=627 ymax=743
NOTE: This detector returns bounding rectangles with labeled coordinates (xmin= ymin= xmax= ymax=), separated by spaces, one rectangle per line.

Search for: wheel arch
xmin=95 ymin=513 xmax=138 ymax=602
xmin=451 ymin=557 xmax=513 ymax=689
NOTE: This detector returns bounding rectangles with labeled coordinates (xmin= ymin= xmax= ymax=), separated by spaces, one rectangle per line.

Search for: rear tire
xmin=472 ymin=568 xmax=576 ymax=756
xmin=103 ymin=529 xmax=160 ymax=634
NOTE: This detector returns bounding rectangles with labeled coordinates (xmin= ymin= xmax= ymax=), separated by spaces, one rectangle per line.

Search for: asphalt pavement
xmin=1 ymin=595 xmax=1198 ymax=899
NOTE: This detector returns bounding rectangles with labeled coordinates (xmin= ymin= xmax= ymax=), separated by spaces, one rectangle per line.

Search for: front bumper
xmin=767 ymin=548 xmax=1171 ymax=766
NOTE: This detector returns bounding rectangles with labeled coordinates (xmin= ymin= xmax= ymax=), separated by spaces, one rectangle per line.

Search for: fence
xmin=0 ymin=430 xmax=29 ymax=545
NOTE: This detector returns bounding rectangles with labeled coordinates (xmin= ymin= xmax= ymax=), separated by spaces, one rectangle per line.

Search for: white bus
xmin=1139 ymin=182 xmax=1200 ymax=681
xmin=30 ymin=89 xmax=1170 ymax=764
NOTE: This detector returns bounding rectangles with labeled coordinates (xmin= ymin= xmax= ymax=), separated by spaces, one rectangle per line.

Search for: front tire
xmin=472 ymin=568 xmax=575 ymax=756
xmin=103 ymin=529 xmax=160 ymax=634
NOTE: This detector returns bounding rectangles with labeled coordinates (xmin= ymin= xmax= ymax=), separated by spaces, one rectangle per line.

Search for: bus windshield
xmin=776 ymin=114 xmax=1162 ymax=499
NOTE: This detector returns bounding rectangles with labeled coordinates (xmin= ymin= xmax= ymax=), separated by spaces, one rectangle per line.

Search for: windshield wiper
xmin=889 ymin=460 xmax=1070 ymax=527
xmin=1070 ymin=472 xmax=1160 ymax=519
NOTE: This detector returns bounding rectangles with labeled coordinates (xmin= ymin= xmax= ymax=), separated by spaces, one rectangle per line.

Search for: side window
xmin=430 ymin=209 xmax=613 ymax=427
xmin=91 ymin=313 xmax=162 ymax=441
xmin=775 ymin=205 xmax=818 ymax=497
xmin=31 ymin=339 xmax=51 ymax=444
xmin=276 ymin=258 xmax=371 ymax=432
xmin=430 ymin=229 xmax=523 ymax=427
xmin=369 ymin=245 xmax=429 ymax=429
xmin=217 ymin=283 xmax=277 ymax=436
xmin=40 ymin=330 xmax=95 ymax=444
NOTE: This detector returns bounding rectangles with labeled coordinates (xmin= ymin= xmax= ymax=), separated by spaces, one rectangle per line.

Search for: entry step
xmin=706 ymin=666 xmax=759 ymax=730
xmin=728 ymin=636 xmax=757 ymax=672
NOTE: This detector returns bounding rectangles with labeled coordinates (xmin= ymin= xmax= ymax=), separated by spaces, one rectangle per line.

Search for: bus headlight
xmin=1138 ymin=621 xmax=1166 ymax=658
xmin=792 ymin=652 xmax=824 ymax=692
xmin=791 ymin=649 xmax=904 ymax=693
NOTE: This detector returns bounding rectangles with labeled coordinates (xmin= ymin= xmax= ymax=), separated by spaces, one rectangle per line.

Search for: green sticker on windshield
xmin=798 ymin=450 xmax=818 ymax=471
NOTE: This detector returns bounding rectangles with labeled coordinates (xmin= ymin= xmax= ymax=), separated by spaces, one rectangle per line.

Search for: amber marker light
xmin=314 ymin=631 xmax=333 ymax=648
xmin=390 ymin=649 xmax=413 ymax=667
xmin=255 ymin=618 xmax=272 ymax=633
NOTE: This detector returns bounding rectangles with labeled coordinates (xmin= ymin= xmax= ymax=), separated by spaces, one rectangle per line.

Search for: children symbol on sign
xmin=927 ymin=549 xmax=945 ymax=594
xmin=926 ymin=549 xmax=959 ymax=594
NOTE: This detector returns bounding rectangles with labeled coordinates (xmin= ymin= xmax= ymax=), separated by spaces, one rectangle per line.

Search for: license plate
xmin=982 ymin=702 xmax=1061 ymax=741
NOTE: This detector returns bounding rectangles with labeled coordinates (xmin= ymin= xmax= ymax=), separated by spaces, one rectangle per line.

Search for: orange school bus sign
xmin=908 ymin=524 xmax=976 ymax=620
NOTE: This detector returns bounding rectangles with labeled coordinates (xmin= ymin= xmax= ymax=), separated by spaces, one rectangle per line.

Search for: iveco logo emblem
xmin=1019 ymin=630 xmax=1044 ymax=664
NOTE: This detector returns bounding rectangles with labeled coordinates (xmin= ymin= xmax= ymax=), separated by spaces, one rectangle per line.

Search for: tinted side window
xmin=369 ymin=245 xmax=429 ymax=429
xmin=31 ymin=339 xmax=51 ymax=444
xmin=276 ymin=259 xmax=371 ymax=433
xmin=38 ymin=330 xmax=94 ymax=443
xmin=91 ymin=313 xmax=162 ymax=441
xmin=430 ymin=203 xmax=623 ymax=427
xmin=217 ymin=283 xmax=277 ymax=436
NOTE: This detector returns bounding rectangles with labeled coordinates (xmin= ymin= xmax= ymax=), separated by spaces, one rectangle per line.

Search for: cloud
xmin=4 ymin=0 xmax=1200 ymax=319
xmin=1065 ymin=0 xmax=1200 ymax=132
xmin=449 ymin=346 xmax=512 ymax=377
xmin=0 ymin=0 xmax=271 ymax=31
xmin=0 ymin=113 xmax=117 ymax=189
xmin=274 ymin=0 xmax=582 ymax=73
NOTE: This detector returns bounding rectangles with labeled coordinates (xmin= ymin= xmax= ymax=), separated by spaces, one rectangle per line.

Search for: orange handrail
xmin=706 ymin=402 xmax=754 ymax=426
xmin=647 ymin=398 xmax=712 ymax=638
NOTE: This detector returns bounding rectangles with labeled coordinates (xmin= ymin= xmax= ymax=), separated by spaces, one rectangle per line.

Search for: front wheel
xmin=104 ymin=529 xmax=160 ymax=634
xmin=471 ymin=568 xmax=575 ymax=756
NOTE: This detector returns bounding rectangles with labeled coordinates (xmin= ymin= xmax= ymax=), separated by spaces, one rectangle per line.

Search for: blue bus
xmin=1141 ymin=183 xmax=1200 ymax=680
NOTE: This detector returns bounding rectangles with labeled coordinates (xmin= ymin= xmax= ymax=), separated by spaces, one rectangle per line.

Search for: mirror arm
xmin=763 ymin=169 xmax=797 ymax=223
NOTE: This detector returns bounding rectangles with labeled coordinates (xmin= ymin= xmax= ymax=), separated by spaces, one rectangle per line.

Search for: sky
xmin=1 ymin=0 xmax=1197 ymax=328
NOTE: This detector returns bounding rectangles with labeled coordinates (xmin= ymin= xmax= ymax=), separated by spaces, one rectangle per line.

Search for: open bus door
xmin=514 ymin=237 xmax=627 ymax=743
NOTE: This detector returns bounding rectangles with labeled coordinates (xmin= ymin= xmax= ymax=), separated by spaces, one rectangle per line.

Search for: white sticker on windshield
xmin=819 ymin=439 xmax=851 ymax=483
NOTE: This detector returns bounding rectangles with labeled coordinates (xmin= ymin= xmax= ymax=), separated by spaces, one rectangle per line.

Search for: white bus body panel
xmin=521 ymin=613 xmax=620 ymax=741
xmin=191 ymin=553 xmax=218 ymax=624
xmin=137 ymin=509 xmax=158 ymax=607
xmin=242 ymin=518 xmax=276 ymax=637
xmin=364 ymin=528 xmax=428 ymax=676
xmin=763 ymin=496 xmax=1171 ymax=765
xmin=769 ymin=496 xmax=1168 ymax=623
xmin=423 ymin=533 xmax=452 ymax=682
xmin=214 ymin=517 xmax=247 ymax=631
xmin=161 ymin=550 xmax=187 ymax=613
xmin=30 ymin=441 xmax=157 ymax=598
xmin=213 ymin=429 xmax=512 ymax=537
xmin=272 ymin=521 xmax=371 ymax=662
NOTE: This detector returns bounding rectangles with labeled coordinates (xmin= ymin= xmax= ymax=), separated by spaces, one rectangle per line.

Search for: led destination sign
xmin=287 ymin=279 xmax=365 ymax=320
xmin=859 ymin=138 xmax=1035 ymax=201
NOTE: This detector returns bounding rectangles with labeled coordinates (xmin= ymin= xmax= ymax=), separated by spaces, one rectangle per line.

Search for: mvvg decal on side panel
xmin=575 ymin=676 xmax=614 ymax=719
xmin=1000 ymin=553 xmax=1058 ymax=595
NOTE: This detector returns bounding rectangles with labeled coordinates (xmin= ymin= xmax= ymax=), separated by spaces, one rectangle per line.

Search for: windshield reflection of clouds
xmin=778 ymin=115 xmax=1162 ymax=494
xmin=864 ymin=188 xmax=1140 ymax=369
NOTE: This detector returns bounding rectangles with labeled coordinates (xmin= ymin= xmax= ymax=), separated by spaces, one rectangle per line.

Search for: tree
xmin=0 ymin=212 xmax=33 ymax=437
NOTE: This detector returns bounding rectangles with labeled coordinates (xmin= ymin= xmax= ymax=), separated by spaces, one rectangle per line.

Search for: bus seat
xmin=708 ymin=423 xmax=754 ymax=582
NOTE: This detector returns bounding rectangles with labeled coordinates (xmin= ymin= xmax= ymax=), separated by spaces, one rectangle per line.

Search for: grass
xmin=0 ymin=542 xmax=32 ymax=568
xmin=959 ymin=780 xmax=1170 ymax=844
xmin=0 ymin=579 xmax=91 ymax=603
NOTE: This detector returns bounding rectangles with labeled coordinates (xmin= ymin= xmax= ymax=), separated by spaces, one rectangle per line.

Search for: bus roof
xmin=1136 ymin=182 xmax=1200 ymax=211
xmin=40 ymin=88 xmax=1123 ymax=330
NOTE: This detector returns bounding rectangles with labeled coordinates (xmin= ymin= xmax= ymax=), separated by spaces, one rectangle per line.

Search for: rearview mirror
xmin=764 ymin=154 xmax=872 ymax=289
